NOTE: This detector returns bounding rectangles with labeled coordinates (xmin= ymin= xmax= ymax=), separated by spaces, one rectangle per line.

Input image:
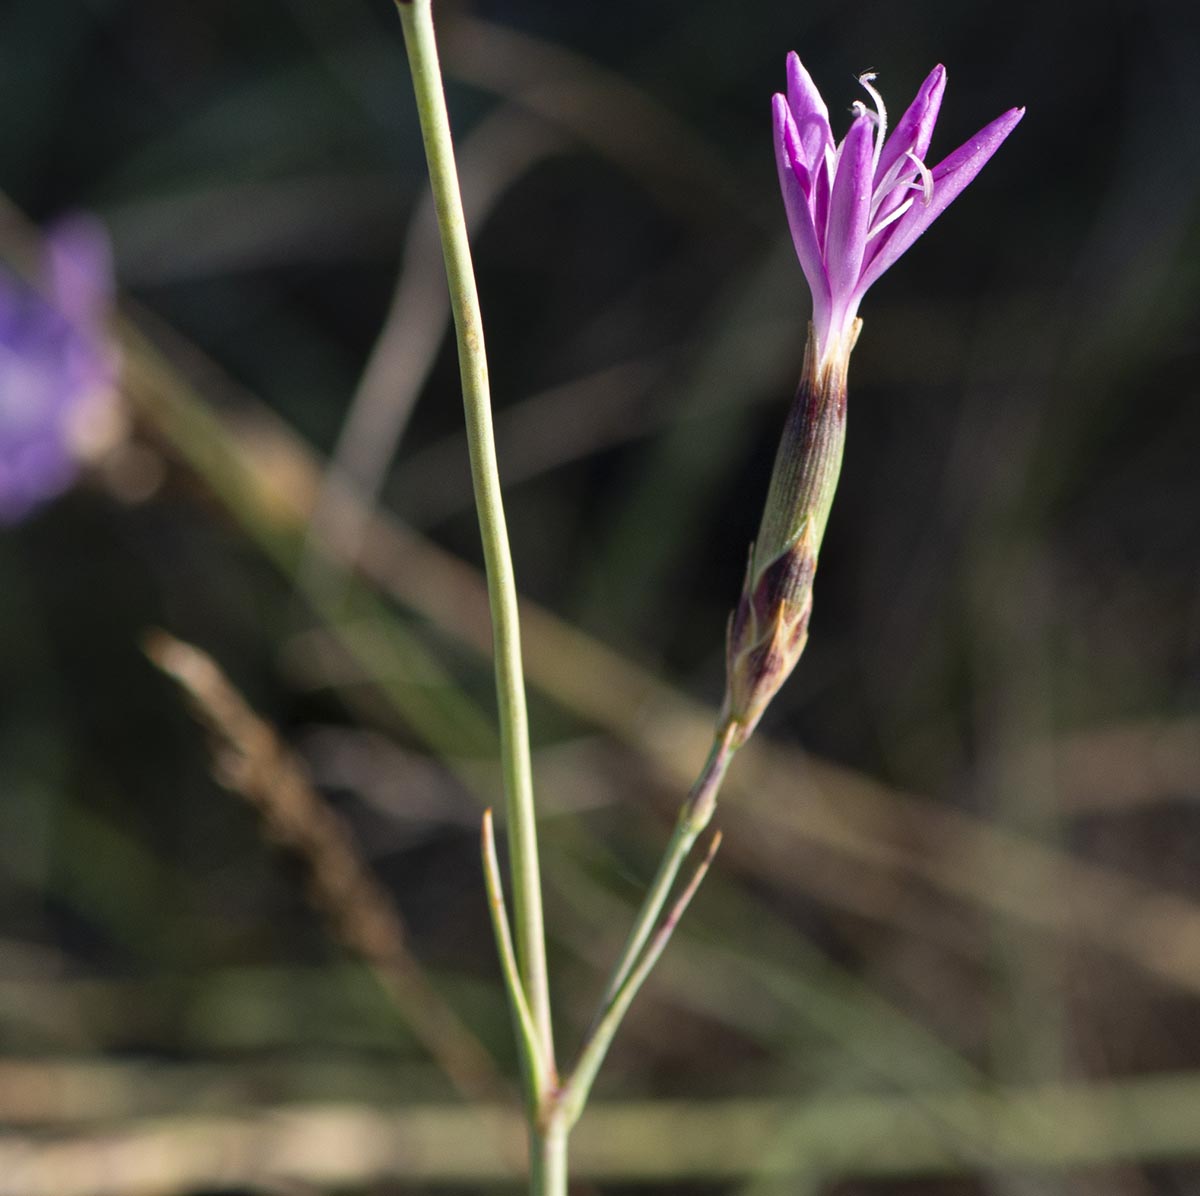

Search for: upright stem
xmin=394 ymin=0 xmax=554 ymax=1070
xmin=530 ymin=1125 xmax=568 ymax=1196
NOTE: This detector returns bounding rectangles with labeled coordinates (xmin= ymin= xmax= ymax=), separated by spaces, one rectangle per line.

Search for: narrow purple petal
xmin=857 ymin=106 xmax=1025 ymax=294
xmin=773 ymin=95 xmax=831 ymax=326
xmin=774 ymin=94 xmax=811 ymax=195
xmin=875 ymin=64 xmax=946 ymax=184
xmin=811 ymin=152 xmax=831 ymax=252
xmin=824 ymin=113 xmax=875 ymax=302
xmin=786 ymin=52 xmax=832 ymax=170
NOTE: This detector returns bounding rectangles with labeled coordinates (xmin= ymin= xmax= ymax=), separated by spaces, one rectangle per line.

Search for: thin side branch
xmin=482 ymin=809 xmax=552 ymax=1104
xmin=560 ymin=830 xmax=723 ymax=1127
xmin=590 ymin=723 xmax=737 ymax=1023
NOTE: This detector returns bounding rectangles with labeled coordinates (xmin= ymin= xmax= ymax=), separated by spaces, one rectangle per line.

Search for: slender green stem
xmin=593 ymin=721 xmax=738 ymax=1014
xmin=561 ymin=829 xmax=724 ymax=1127
xmin=553 ymin=723 xmax=734 ymax=1130
xmin=481 ymin=810 xmax=549 ymax=1111
xmin=394 ymin=0 xmax=554 ymax=1071
xmin=530 ymin=1124 xmax=568 ymax=1196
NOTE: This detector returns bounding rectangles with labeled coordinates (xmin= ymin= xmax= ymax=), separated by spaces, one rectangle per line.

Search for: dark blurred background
xmin=2 ymin=0 xmax=1200 ymax=1191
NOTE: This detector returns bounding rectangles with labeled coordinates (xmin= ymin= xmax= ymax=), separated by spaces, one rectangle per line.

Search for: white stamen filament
xmin=828 ymin=75 xmax=932 ymax=249
xmin=867 ymin=151 xmax=935 ymax=227
xmin=866 ymin=196 xmax=914 ymax=241
xmin=857 ymin=72 xmax=888 ymax=176
xmin=905 ymin=150 xmax=934 ymax=206
xmin=869 ymin=157 xmax=910 ymax=221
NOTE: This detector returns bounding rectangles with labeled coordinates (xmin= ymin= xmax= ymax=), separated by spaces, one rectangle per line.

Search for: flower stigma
xmin=857 ymin=72 xmax=888 ymax=174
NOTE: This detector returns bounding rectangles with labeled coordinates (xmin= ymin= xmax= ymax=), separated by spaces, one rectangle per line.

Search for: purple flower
xmin=718 ymin=61 xmax=1023 ymax=742
xmin=0 ymin=217 xmax=118 ymax=523
xmin=774 ymin=55 xmax=1024 ymax=369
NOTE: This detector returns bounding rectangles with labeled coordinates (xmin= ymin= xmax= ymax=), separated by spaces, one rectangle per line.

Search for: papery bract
xmin=0 ymin=218 xmax=118 ymax=523
xmin=774 ymin=54 xmax=1024 ymax=370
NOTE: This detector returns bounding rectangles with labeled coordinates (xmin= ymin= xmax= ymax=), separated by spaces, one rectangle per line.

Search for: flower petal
xmin=857 ymin=106 xmax=1025 ymax=294
xmin=811 ymin=151 xmax=831 ymax=251
xmin=824 ymin=112 xmax=875 ymax=302
xmin=774 ymin=93 xmax=811 ymax=194
xmin=786 ymin=52 xmax=832 ymax=170
xmin=875 ymin=64 xmax=946 ymax=185
xmin=773 ymin=95 xmax=831 ymax=328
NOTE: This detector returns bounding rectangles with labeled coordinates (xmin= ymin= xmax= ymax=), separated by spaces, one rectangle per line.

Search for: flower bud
xmin=720 ymin=318 xmax=858 ymax=743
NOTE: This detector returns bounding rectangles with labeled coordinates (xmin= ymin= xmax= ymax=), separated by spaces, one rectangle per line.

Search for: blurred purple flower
xmin=0 ymin=217 xmax=118 ymax=523
xmin=774 ymin=55 xmax=1024 ymax=369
